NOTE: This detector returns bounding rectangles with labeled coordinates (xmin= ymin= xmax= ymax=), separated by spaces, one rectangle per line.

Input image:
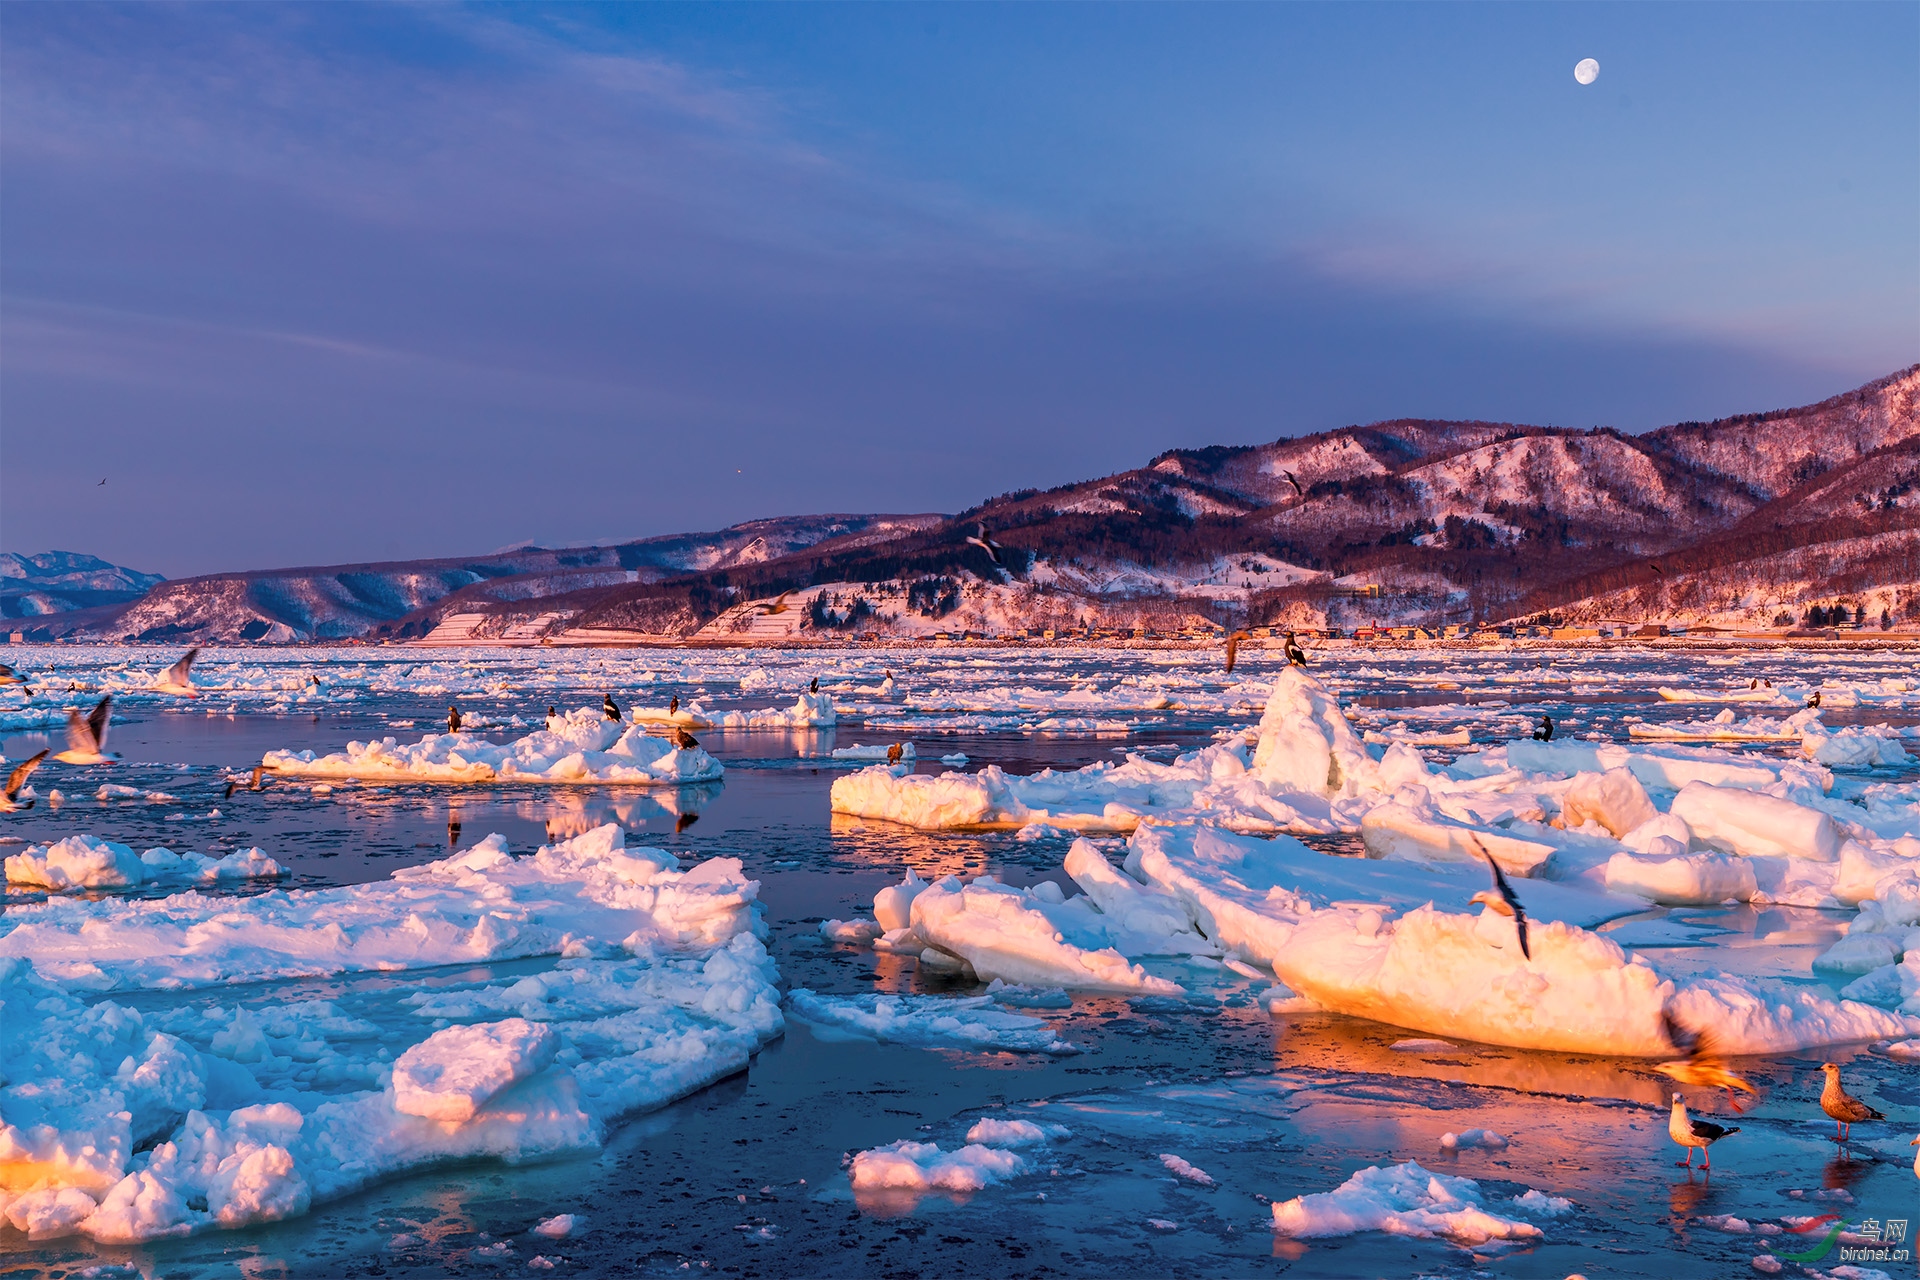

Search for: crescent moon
xmin=1575 ymin=58 xmax=1600 ymax=85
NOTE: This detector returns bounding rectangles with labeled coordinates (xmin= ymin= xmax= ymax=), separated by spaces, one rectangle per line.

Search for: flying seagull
xmin=1282 ymin=470 xmax=1304 ymax=497
xmin=1224 ymin=630 xmax=1249 ymax=675
xmin=965 ymin=523 xmax=1004 ymax=566
xmin=0 ymin=663 xmax=33 ymax=692
xmin=1655 ymin=1009 xmax=1756 ymax=1111
xmin=1533 ymin=714 xmax=1555 ymax=742
xmin=756 ymin=592 xmax=792 ymax=616
xmin=447 ymin=704 xmax=462 ymax=734
xmin=604 ymin=693 xmax=622 ymax=721
xmin=1669 ymin=1094 xmax=1737 ymax=1170
xmin=222 ymin=765 xmax=267 ymax=800
xmin=672 ymin=727 xmax=700 ymax=751
xmin=151 ymin=648 xmax=199 ymax=697
xmin=56 ymin=696 xmax=119 ymax=764
xmin=0 ymin=750 xmax=48 ymax=811
xmin=1819 ymin=1062 xmax=1883 ymax=1141
xmin=1284 ymin=631 xmax=1308 ymax=666
xmin=1650 ymin=562 xmax=1665 ymax=576
xmin=1469 ymin=845 xmax=1531 ymax=960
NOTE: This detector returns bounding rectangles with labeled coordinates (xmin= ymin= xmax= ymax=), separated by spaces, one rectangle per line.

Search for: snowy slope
xmin=0 ymin=552 xmax=162 ymax=620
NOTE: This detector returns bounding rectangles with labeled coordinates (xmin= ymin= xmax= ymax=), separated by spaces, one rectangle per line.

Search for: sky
xmin=2 ymin=3 xmax=1914 ymax=578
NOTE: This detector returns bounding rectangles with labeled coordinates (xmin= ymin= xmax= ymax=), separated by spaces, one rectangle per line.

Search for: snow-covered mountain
xmin=25 ymin=365 xmax=1920 ymax=641
xmin=0 ymin=551 xmax=163 ymax=619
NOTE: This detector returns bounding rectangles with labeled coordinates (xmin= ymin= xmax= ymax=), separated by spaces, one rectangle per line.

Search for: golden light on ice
xmin=1574 ymin=57 xmax=1600 ymax=85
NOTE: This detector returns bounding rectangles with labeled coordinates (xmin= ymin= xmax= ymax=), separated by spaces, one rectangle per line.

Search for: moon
xmin=1574 ymin=58 xmax=1599 ymax=85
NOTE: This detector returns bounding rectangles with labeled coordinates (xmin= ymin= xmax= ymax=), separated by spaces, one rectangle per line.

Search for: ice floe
xmin=784 ymin=990 xmax=1080 ymax=1054
xmin=1269 ymin=1160 xmax=1558 ymax=1244
xmin=5 ymin=835 xmax=284 ymax=892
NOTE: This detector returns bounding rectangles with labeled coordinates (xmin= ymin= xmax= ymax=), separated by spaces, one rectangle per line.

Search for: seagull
xmin=756 ymin=592 xmax=792 ymax=616
xmin=0 ymin=750 xmax=48 ymax=811
xmin=151 ymin=648 xmax=199 ymax=697
xmin=1282 ymin=470 xmax=1304 ymax=498
xmin=222 ymin=766 xmax=266 ymax=800
xmin=1532 ymin=714 xmax=1555 ymax=742
xmin=1669 ymin=1094 xmax=1737 ymax=1170
xmin=97 ymin=478 xmax=106 ymax=486
xmin=0 ymin=663 xmax=33 ymax=692
xmin=447 ymin=704 xmax=462 ymax=734
xmin=672 ymin=727 xmax=700 ymax=751
xmin=1224 ymin=630 xmax=1249 ymax=675
xmin=669 ymin=695 xmax=679 ymax=716
xmin=55 ymin=696 xmax=119 ymax=764
xmin=1284 ymin=631 xmax=1308 ymax=666
xmin=1469 ymin=845 xmax=1531 ymax=960
xmin=1655 ymin=1009 xmax=1757 ymax=1111
xmin=1819 ymin=1062 xmax=1883 ymax=1141
xmin=604 ymin=693 xmax=622 ymax=721
xmin=886 ymin=743 xmax=903 ymax=766
xmin=965 ymin=523 xmax=1004 ymax=566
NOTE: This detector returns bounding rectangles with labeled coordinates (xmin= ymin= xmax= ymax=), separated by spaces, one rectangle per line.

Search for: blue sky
xmin=3 ymin=2 xmax=1913 ymax=575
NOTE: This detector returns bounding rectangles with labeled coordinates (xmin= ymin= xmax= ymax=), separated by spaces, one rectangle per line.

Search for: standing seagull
xmin=604 ymin=693 xmax=622 ymax=722
xmin=965 ymin=524 xmax=1005 ymax=566
xmin=1224 ymin=630 xmax=1249 ymax=675
xmin=1655 ymin=1009 xmax=1756 ymax=1111
xmin=0 ymin=750 xmax=48 ymax=812
xmin=151 ymin=648 xmax=199 ymax=697
xmin=1533 ymin=714 xmax=1555 ymax=742
xmin=1819 ymin=1062 xmax=1884 ymax=1141
xmin=55 ymin=697 xmax=119 ymax=764
xmin=1669 ymin=1094 xmax=1737 ymax=1169
xmin=447 ymin=704 xmax=463 ymax=734
xmin=1469 ymin=847 xmax=1531 ymax=960
xmin=1284 ymin=631 xmax=1308 ymax=666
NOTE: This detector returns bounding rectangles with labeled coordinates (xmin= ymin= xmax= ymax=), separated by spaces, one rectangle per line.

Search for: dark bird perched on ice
xmin=1285 ymin=631 xmax=1308 ymax=666
xmin=1224 ymin=630 xmax=1249 ymax=675
xmin=1807 ymin=691 xmax=1822 ymax=709
xmin=1655 ymin=1009 xmax=1757 ymax=1111
xmin=672 ymin=727 xmax=700 ymax=751
xmin=547 ymin=705 xmax=557 ymax=719
xmin=1533 ymin=714 xmax=1555 ymax=742
xmin=669 ymin=695 xmax=679 ymax=716
xmin=809 ymin=677 xmax=819 ymax=694
xmin=0 ymin=663 xmax=35 ymax=693
xmin=1749 ymin=679 xmax=1759 ymax=689
xmin=886 ymin=743 xmax=903 ymax=766
xmin=1469 ymin=846 xmax=1531 ymax=960
xmin=1669 ymin=1094 xmax=1737 ymax=1170
xmin=1282 ymin=470 xmax=1304 ymax=497
xmin=447 ymin=705 xmax=462 ymax=734
xmin=604 ymin=693 xmax=622 ymax=721
xmin=756 ymin=592 xmax=792 ymax=616
xmin=965 ymin=523 xmax=1005 ymax=566
xmin=1 ymin=750 xmax=48 ymax=812
xmin=56 ymin=697 xmax=119 ymax=764
xmin=1819 ymin=1062 xmax=1884 ymax=1141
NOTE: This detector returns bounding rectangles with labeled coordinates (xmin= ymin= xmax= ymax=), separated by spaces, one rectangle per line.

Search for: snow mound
xmin=5 ymin=836 xmax=285 ymax=892
xmin=1270 ymin=1160 xmax=1549 ymax=1244
xmin=848 ymin=1140 xmax=1028 ymax=1194
xmin=262 ymin=706 xmax=723 ymax=785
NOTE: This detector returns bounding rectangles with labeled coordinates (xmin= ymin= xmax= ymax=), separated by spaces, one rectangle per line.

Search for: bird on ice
xmin=672 ymin=727 xmax=700 ymax=751
xmin=810 ymin=677 xmax=819 ymax=694
xmin=1668 ymin=1094 xmax=1737 ymax=1170
xmin=150 ymin=648 xmax=199 ymax=697
xmin=886 ymin=743 xmax=903 ymax=766
xmin=1655 ymin=1009 xmax=1756 ymax=1111
xmin=0 ymin=750 xmax=48 ymax=812
xmin=55 ymin=697 xmax=119 ymax=764
xmin=1284 ymin=631 xmax=1308 ymax=666
xmin=965 ymin=523 xmax=1004 ymax=566
xmin=669 ymin=695 xmax=680 ymax=716
xmin=1470 ymin=846 xmax=1531 ymax=960
xmin=603 ymin=694 xmax=622 ymax=722
xmin=447 ymin=704 xmax=462 ymax=734
xmin=1807 ymin=691 xmax=1822 ymax=709
xmin=1224 ymin=630 xmax=1249 ymax=675
xmin=1818 ymin=1062 xmax=1883 ymax=1141
xmin=1533 ymin=714 xmax=1555 ymax=742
